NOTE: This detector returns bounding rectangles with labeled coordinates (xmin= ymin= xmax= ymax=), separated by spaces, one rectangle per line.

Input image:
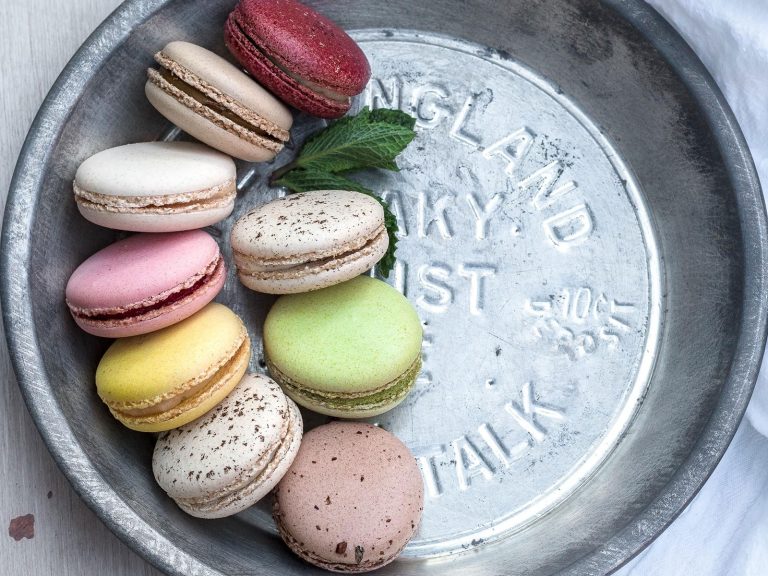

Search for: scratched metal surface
xmin=2 ymin=0 xmax=766 ymax=575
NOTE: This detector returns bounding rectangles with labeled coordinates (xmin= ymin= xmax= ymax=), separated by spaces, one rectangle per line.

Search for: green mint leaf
xmin=292 ymin=107 xmax=416 ymax=173
xmin=276 ymin=169 xmax=399 ymax=278
xmin=368 ymin=108 xmax=417 ymax=130
xmin=275 ymin=169 xmax=372 ymax=194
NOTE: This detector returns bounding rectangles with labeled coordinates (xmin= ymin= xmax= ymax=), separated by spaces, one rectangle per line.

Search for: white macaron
xmin=152 ymin=372 xmax=303 ymax=519
xmin=74 ymin=141 xmax=236 ymax=232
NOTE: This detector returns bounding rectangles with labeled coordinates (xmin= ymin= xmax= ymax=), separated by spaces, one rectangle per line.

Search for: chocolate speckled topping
xmin=231 ymin=190 xmax=388 ymax=293
xmin=232 ymin=190 xmax=384 ymax=261
xmin=274 ymin=422 xmax=424 ymax=573
xmin=153 ymin=373 xmax=302 ymax=518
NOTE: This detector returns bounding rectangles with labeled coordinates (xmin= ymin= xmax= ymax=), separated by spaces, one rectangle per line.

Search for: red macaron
xmin=225 ymin=0 xmax=371 ymax=119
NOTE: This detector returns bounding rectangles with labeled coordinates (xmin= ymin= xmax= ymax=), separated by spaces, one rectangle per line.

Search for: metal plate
xmin=2 ymin=1 xmax=766 ymax=575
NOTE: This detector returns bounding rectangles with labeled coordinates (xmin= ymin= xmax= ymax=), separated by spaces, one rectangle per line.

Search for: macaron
xmin=66 ymin=231 xmax=225 ymax=338
xmin=264 ymin=275 xmax=422 ymax=418
xmin=231 ymin=190 xmax=388 ymax=294
xmin=274 ymin=422 xmax=424 ymax=573
xmin=225 ymin=0 xmax=371 ymax=119
xmin=74 ymin=141 xmax=236 ymax=232
xmin=96 ymin=303 xmax=250 ymax=432
xmin=153 ymin=372 xmax=302 ymax=519
xmin=146 ymin=41 xmax=292 ymax=161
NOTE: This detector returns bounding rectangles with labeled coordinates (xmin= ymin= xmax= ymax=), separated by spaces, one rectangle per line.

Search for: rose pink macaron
xmin=274 ymin=422 xmax=424 ymax=573
xmin=65 ymin=231 xmax=225 ymax=338
xmin=225 ymin=0 xmax=371 ymax=119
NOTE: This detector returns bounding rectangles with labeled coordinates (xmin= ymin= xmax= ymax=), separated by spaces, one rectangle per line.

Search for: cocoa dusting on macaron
xmin=273 ymin=422 xmax=424 ymax=572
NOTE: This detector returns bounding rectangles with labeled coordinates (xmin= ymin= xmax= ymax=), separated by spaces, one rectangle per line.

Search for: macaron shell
xmin=153 ymin=373 xmax=303 ymax=518
xmin=77 ymin=200 xmax=235 ymax=233
xmin=66 ymin=231 xmax=220 ymax=310
xmin=230 ymin=0 xmax=370 ymax=95
xmin=146 ymin=81 xmax=278 ymax=162
xmin=179 ymin=399 xmax=302 ymax=518
xmin=274 ymin=356 xmax=419 ymax=419
xmin=96 ymin=303 xmax=246 ymax=405
xmin=264 ymin=276 xmax=423 ymax=394
xmin=231 ymin=191 xmax=384 ymax=261
xmin=225 ymin=17 xmax=350 ymax=119
xmin=122 ymin=337 xmax=250 ymax=433
xmin=71 ymin=260 xmax=226 ymax=338
xmin=237 ymin=230 xmax=387 ymax=294
xmin=274 ymin=422 xmax=423 ymax=572
xmin=74 ymin=141 xmax=235 ymax=199
xmin=160 ymin=41 xmax=292 ymax=131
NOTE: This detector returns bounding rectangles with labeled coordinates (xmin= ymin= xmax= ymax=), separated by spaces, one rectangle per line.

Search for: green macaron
xmin=263 ymin=275 xmax=423 ymax=418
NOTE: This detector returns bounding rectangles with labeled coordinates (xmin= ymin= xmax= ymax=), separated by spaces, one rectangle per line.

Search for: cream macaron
xmin=146 ymin=41 xmax=292 ymax=162
xmin=153 ymin=373 xmax=302 ymax=519
xmin=231 ymin=190 xmax=389 ymax=294
xmin=74 ymin=141 xmax=236 ymax=232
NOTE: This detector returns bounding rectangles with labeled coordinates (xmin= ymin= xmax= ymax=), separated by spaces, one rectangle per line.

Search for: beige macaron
xmin=146 ymin=41 xmax=292 ymax=162
xmin=231 ymin=190 xmax=389 ymax=294
xmin=153 ymin=373 xmax=303 ymax=518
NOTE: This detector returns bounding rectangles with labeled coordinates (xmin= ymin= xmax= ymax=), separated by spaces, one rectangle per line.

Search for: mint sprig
xmin=270 ymin=107 xmax=416 ymax=277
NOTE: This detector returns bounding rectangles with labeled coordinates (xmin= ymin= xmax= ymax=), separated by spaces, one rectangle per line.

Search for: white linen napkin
xmin=618 ymin=1 xmax=768 ymax=574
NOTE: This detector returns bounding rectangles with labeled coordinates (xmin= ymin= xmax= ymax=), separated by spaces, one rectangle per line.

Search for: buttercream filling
xmin=234 ymin=226 xmax=386 ymax=279
xmin=174 ymin=402 xmax=300 ymax=513
xmin=268 ymin=355 xmax=421 ymax=410
xmin=74 ymin=179 xmax=235 ymax=213
xmin=68 ymin=256 xmax=222 ymax=323
xmin=154 ymin=67 xmax=287 ymax=143
xmin=234 ymin=19 xmax=350 ymax=103
xmin=108 ymin=334 xmax=248 ymax=419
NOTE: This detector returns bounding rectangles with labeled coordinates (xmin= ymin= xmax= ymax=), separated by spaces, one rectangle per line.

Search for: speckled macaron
xmin=231 ymin=190 xmax=388 ymax=294
xmin=274 ymin=422 xmax=424 ymax=573
xmin=153 ymin=372 xmax=302 ymax=519
xmin=264 ymin=275 xmax=423 ymax=418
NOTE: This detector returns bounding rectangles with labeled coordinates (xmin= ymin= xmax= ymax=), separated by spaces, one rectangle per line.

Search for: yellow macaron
xmin=95 ymin=303 xmax=250 ymax=432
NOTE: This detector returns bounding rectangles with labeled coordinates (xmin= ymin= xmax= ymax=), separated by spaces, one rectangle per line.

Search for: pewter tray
xmin=3 ymin=1 xmax=767 ymax=575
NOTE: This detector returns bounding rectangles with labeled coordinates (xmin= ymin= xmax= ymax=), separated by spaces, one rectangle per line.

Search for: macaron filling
xmin=67 ymin=255 xmax=224 ymax=325
xmin=172 ymin=401 xmax=301 ymax=515
xmin=234 ymin=226 xmax=387 ymax=279
xmin=230 ymin=16 xmax=351 ymax=103
xmin=107 ymin=330 xmax=249 ymax=422
xmin=74 ymin=179 xmax=235 ymax=214
xmin=148 ymin=53 xmax=290 ymax=151
xmin=267 ymin=354 xmax=421 ymax=412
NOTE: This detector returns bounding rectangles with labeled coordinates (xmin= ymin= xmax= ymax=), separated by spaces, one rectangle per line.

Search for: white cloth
xmin=617 ymin=1 xmax=768 ymax=574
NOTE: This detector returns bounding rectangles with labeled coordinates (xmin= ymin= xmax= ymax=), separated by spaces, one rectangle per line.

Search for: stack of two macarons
xmin=230 ymin=189 xmax=423 ymax=420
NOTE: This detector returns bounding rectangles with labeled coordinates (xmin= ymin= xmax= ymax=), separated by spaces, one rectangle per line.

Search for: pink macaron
xmin=225 ymin=0 xmax=371 ymax=119
xmin=65 ymin=231 xmax=225 ymax=338
xmin=273 ymin=422 xmax=424 ymax=573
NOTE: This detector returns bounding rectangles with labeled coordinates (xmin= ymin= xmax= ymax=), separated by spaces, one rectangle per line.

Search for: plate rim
xmin=2 ymin=0 xmax=766 ymax=574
